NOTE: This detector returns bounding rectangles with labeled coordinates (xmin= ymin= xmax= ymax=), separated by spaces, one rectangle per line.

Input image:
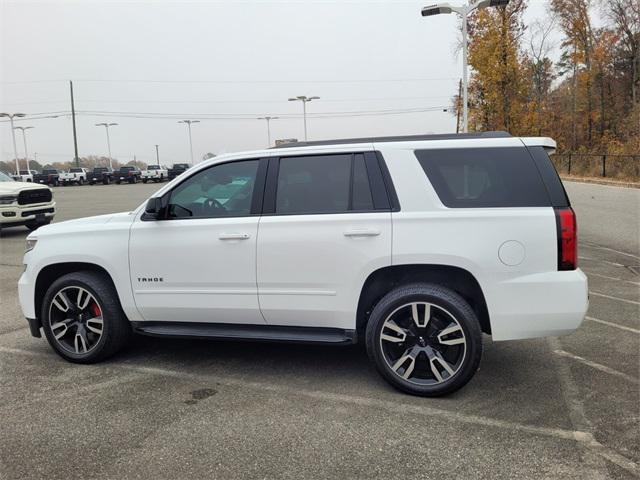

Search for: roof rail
xmin=272 ymin=131 xmax=512 ymax=149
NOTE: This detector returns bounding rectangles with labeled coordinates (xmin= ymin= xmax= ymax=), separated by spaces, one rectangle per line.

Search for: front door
xmin=130 ymin=158 xmax=266 ymax=324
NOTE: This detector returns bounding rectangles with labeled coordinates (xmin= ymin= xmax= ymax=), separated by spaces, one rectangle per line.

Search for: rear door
xmin=256 ymin=151 xmax=392 ymax=330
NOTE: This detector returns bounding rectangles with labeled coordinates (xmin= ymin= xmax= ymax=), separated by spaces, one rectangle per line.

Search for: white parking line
xmin=1 ymin=344 xmax=638 ymax=475
xmin=579 ymin=256 xmax=626 ymax=267
xmin=586 ymin=316 xmax=640 ymax=334
xmin=582 ymin=270 xmax=640 ymax=286
xmin=581 ymin=243 xmax=640 ymax=261
xmin=589 ymin=291 xmax=640 ymax=306
xmin=553 ymin=350 xmax=639 ymax=385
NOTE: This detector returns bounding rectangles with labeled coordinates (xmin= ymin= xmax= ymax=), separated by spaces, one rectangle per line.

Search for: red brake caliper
xmin=90 ymin=302 xmax=102 ymax=317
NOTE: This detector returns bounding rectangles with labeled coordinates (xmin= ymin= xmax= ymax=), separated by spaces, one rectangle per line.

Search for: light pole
xmin=257 ymin=116 xmax=279 ymax=147
xmin=287 ymin=96 xmax=319 ymax=141
xmin=95 ymin=123 xmax=118 ymax=169
xmin=178 ymin=120 xmax=200 ymax=164
xmin=155 ymin=144 xmax=160 ymax=166
xmin=0 ymin=112 xmax=26 ymax=174
xmin=421 ymin=0 xmax=509 ymax=133
xmin=13 ymin=126 xmax=34 ymax=171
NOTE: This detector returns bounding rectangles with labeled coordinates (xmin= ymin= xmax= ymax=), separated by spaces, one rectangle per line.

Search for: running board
xmin=131 ymin=322 xmax=357 ymax=345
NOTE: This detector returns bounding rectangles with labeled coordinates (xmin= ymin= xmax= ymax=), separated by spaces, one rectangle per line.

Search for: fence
xmin=552 ymin=153 xmax=640 ymax=181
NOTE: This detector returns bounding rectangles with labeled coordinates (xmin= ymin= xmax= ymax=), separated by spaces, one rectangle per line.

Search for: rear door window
xmin=415 ymin=147 xmax=551 ymax=208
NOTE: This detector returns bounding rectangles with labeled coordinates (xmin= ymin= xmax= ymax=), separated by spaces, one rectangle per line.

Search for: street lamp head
xmin=288 ymin=97 xmax=299 ymax=102
xmin=421 ymin=4 xmax=453 ymax=16
xmin=108 ymin=123 xmax=118 ymax=126
xmin=308 ymin=96 xmax=320 ymax=101
xmin=477 ymin=0 xmax=510 ymax=8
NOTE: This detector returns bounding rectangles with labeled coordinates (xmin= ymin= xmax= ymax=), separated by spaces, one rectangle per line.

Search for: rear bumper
xmin=487 ymin=269 xmax=589 ymax=341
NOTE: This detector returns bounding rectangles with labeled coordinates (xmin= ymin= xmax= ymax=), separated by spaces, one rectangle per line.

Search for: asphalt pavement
xmin=0 ymin=181 xmax=638 ymax=480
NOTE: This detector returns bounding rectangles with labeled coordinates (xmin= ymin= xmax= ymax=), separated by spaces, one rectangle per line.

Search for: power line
xmin=1 ymin=77 xmax=458 ymax=86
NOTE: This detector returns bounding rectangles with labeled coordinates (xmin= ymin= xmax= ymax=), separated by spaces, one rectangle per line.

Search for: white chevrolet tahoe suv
xmin=18 ymin=132 xmax=588 ymax=396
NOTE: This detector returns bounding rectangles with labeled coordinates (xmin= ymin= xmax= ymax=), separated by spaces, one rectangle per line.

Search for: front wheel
xmin=41 ymin=271 xmax=131 ymax=363
xmin=365 ymin=283 xmax=482 ymax=397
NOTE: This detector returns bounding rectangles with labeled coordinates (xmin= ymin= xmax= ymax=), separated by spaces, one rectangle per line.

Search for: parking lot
xmin=0 ymin=181 xmax=638 ymax=479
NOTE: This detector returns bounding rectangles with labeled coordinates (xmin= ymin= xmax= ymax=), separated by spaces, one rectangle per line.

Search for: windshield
xmin=173 ymin=164 xmax=190 ymax=169
xmin=0 ymin=172 xmax=15 ymax=182
xmin=70 ymin=168 xmax=83 ymax=173
xmin=120 ymin=166 xmax=134 ymax=171
xmin=43 ymin=169 xmax=57 ymax=174
xmin=19 ymin=170 xmax=30 ymax=175
xmin=93 ymin=167 xmax=108 ymax=172
xmin=147 ymin=165 xmax=160 ymax=170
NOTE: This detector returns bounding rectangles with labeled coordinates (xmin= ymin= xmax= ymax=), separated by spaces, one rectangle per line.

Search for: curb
xmin=560 ymin=175 xmax=640 ymax=189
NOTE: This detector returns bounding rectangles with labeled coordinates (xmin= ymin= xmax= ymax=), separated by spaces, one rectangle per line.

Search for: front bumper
xmin=0 ymin=202 xmax=55 ymax=226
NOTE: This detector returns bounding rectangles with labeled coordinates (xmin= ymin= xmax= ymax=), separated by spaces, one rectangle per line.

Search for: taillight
xmin=555 ymin=207 xmax=577 ymax=270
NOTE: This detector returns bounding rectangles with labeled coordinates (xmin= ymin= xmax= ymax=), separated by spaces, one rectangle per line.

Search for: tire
xmin=365 ymin=283 xmax=482 ymax=397
xmin=78 ymin=178 xmax=84 ymax=186
xmin=41 ymin=271 xmax=131 ymax=363
xmin=104 ymin=177 xmax=111 ymax=185
xmin=116 ymin=181 xmax=121 ymax=185
xmin=142 ymin=179 xmax=148 ymax=184
xmin=89 ymin=181 xmax=95 ymax=185
xmin=26 ymin=220 xmax=51 ymax=231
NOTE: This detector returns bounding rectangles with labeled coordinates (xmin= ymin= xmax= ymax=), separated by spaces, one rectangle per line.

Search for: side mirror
xmin=143 ymin=197 xmax=163 ymax=220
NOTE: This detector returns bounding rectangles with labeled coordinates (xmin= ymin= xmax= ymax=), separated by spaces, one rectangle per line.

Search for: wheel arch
xmin=34 ymin=262 xmax=122 ymax=322
xmin=356 ymin=264 xmax=491 ymax=335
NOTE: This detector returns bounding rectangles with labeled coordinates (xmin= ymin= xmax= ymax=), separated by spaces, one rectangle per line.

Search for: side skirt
xmin=130 ymin=321 xmax=357 ymax=345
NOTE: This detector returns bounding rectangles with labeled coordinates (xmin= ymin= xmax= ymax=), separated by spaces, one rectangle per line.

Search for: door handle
xmin=344 ymin=229 xmax=381 ymax=237
xmin=219 ymin=233 xmax=251 ymax=240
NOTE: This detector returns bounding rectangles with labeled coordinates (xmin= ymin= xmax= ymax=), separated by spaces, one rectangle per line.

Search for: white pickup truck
xmin=141 ymin=165 xmax=168 ymax=183
xmin=11 ymin=170 xmax=38 ymax=183
xmin=59 ymin=168 xmax=90 ymax=186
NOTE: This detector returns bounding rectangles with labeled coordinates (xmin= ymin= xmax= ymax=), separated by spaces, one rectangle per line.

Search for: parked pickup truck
xmin=115 ymin=166 xmax=142 ymax=184
xmin=59 ymin=167 xmax=90 ymax=186
xmin=11 ymin=170 xmax=38 ymax=183
xmin=141 ymin=165 xmax=168 ymax=183
xmin=0 ymin=171 xmax=55 ymax=231
xmin=33 ymin=169 xmax=60 ymax=187
xmin=167 ymin=163 xmax=191 ymax=181
xmin=89 ymin=167 xmax=114 ymax=185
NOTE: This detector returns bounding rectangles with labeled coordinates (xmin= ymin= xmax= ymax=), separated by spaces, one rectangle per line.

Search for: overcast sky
xmin=2 ymin=0 xmax=556 ymax=167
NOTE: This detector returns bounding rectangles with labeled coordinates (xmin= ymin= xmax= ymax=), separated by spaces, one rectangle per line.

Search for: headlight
xmin=0 ymin=195 xmax=17 ymax=205
xmin=25 ymin=237 xmax=38 ymax=253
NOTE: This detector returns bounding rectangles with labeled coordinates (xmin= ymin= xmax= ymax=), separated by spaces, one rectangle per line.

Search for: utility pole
xmin=0 ymin=112 xmax=26 ymax=174
xmin=287 ymin=96 xmax=319 ymax=141
xmin=69 ymin=81 xmax=80 ymax=167
xmin=155 ymin=144 xmax=160 ymax=166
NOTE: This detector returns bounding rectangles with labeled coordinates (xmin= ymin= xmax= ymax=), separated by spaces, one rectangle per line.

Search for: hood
xmin=0 ymin=181 xmax=51 ymax=194
xmin=34 ymin=211 xmax=135 ymax=237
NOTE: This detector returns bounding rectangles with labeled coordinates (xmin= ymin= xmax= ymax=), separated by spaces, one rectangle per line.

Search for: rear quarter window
xmin=415 ymin=147 xmax=551 ymax=208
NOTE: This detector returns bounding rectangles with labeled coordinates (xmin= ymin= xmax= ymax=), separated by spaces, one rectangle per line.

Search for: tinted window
xmin=527 ymin=147 xmax=570 ymax=207
xmin=168 ymin=160 xmax=259 ymax=219
xmin=276 ymin=155 xmax=351 ymax=214
xmin=416 ymin=148 xmax=551 ymax=208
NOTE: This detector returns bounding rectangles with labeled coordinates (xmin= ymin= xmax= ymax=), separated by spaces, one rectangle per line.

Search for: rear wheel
xmin=41 ymin=271 xmax=131 ymax=363
xmin=365 ymin=283 xmax=482 ymax=397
